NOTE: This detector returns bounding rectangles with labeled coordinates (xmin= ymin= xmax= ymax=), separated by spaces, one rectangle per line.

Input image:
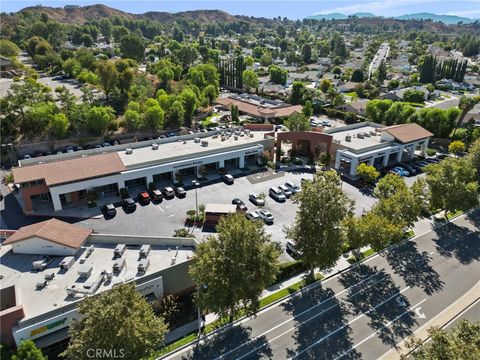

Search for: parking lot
xmin=78 ymin=169 xmax=378 ymax=262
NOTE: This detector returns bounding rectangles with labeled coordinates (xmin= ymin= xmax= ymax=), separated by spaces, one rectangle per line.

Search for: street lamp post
xmin=192 ymin=180 xmax=199 ymax=216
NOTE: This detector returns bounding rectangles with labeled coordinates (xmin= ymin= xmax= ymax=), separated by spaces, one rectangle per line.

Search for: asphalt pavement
xmin=162 ymin=209 xmax=480 ymax=360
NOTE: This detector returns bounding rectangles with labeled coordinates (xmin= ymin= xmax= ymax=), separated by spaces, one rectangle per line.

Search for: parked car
xmin=249 ymin=193 xmax=265 ymax=206
xmin=285 ymin=181 xmax=300 ymax=193
xmin=222 ymin=174 xmax=234 ymax=184
xmin=321 ymin=120 xmax=332 ymax=127
xmin=123 ymin=197 xmax=136 ymax=211
xmin=103 ymin=203 xmax=116 ymax=217
xmin=245 ymin=211 xmax=260 ymax=221
xmin=269 ymin=187 xmax=286 ymax=202
xmin=256 ymin=209 xmax=274 ymax=224
xmin=150 ymin=189 xmax=163 ymax=202
xmin=393 ymin=166 xmax=410 ymax=177
xmin=286 ymin=241 xmax=302 ymax=257
xmin=400 ymin=163 xmax=417 ymax=175
xmin=425 ymin=158 xmax=440 ymax=164
xmin=231 ymin=198 xmax=247 ymax=212
xmin=278 ymin=184 xmax=292 ymax=198
xmin=24 ymin=154 xmax=31 ymax=159
xmin=162 ymin=187 xmax=175 ymax=198
xmin=174 ymin=187 xmax=186 ymax=198
xmin=102 ymin=142 xmax=112 ymax=147
xmin=138 ymin=191 xmax=151 ymax=205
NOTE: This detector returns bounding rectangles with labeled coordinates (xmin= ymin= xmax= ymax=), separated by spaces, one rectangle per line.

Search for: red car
xmin=138 ymin=191 xmax=150 ymax=204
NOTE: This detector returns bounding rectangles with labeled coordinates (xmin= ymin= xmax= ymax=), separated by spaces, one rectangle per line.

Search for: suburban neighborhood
xmin=0 ymin=1 xmax=479 ymax=360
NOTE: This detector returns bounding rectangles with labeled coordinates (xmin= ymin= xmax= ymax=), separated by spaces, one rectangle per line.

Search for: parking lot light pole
xmin=192 ymin=180 xmax=199 ymax=216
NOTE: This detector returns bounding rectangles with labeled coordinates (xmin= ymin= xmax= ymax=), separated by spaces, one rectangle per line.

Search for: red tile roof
xmin=4 ymin=219 xmax=92 ymax=249
xmin=381 ymin=123 xmax=434 ymax=143
xmin=12 ymin=153 xmax=126 ymax=186
xmin=216 ymin=97 xmax=302 ymax=118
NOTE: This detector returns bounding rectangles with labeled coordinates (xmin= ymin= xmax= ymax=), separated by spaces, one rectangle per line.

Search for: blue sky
xmin=2 ymin=0 xmax=480 ymax=19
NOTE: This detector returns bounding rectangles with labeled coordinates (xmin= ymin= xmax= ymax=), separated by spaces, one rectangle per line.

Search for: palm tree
xmin=451 ymin=95 xmax=480 ymax=139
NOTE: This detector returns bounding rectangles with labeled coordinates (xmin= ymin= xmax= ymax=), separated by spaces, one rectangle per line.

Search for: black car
xmin=400 ymin=163 xmax=417 ymax=175
xmin=103 ymin=203 xmax=116 ymax=217
xmin=150 ymin=189 xmax=163 ymax=202
xmin=232 ymin=198 xmax=244 ymax=205
xmin=174 ymin=187 xmax=186 ymax=198
xmin=123 ymin=197 xmax=137 ymax=211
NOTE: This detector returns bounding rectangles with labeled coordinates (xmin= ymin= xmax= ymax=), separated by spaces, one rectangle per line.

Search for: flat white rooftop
xmin=0 ymin=242 xmax=194 ymax=320
xmin=331 ymin=125 xmax=388 ymax=151
xmin=118 ymin=131 xmax=271 ymax=168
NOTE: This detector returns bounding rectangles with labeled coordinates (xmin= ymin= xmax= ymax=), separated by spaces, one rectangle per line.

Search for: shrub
xmin=148 ymin=182 xmax=156 ymax=191
xmin=426 ymin=148 xmax=437 ymax=156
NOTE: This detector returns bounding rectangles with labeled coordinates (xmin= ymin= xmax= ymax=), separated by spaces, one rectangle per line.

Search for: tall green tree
xmin=119 ymin=34 xmax=145 ymax=62
xmin=96 ymin=60 xmax=118 ymax=101
xmin=242 ymin=69 xmax=258 ymax=93
xmin=284 ymin=113 xmax=310 ymax=131
xmin=190 ymin=213 xmax=280 ymax=321
xmin=286 ymin=171 xmax=353 ymax=275
xmin=268 ymin=65 xmax=287 ymax=85
xmin=180 ymin=88 xmax=198 ymax=126
xmin=424 ymin=157 xmax=478 ymax=218
xmin=62 ymin=283 xmax=167 ymax=360
xmin=468 ymin=139 xmax=480 ymax=180
xmin=403 ymin=320 xmax=480 ymax=360
xmin=11 ymin=340 xmax=46 ymax=360
xmin=290 ymin=81 xmax=305 ymax=105
xmin=302 ymin=100 xmax=313 ymax=118
xmin=451 ymin=96 xmax=480 ymax=139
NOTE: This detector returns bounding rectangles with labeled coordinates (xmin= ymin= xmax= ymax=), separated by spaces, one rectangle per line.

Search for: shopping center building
xmin=324 ymin=122 xmax=433 ymax=177
xmin=0 ymin=219 xmax=197 ymax=353
xmin=13 ymin=129 xmax=274 ymax=213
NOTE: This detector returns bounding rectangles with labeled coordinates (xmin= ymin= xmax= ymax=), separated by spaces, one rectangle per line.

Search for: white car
xmin=278 ymin=184 xmax=292 ymax=198
xmin=245 ymin=211 xmax=260 ymax=221
xmin=269 ymin=187 xmax=286 ymax=202
xmin=285 ymin=181 xmax=300 ymax=193
xmin=321 ymin=120 xmax=332 ymax=127
xmin=256 ymin=209 xmax=274 ymax=224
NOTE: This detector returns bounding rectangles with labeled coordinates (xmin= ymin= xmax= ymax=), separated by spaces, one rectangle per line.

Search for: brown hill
xmin=16 ymin=4 xmax=256 ymax=25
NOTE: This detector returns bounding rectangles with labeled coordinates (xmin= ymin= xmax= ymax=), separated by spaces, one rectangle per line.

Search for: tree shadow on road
xmin=338 ymin=263 xmax=417 ymax=349
xmin=183 ymin=324 xmax=273 ymax=360
xmin=384 ymin=242 xmax=444 ymax=295
xmin=434 ymin=222 xmax=480 ymax=265
xmin=281 ymin=284 xmax=361 ymax=359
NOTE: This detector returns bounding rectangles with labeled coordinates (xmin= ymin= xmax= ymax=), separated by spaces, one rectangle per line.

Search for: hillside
xmin=15 ymin=4 xmax=264 ymax=25
xmin=307 ymin=11 xmax=477 ymax=25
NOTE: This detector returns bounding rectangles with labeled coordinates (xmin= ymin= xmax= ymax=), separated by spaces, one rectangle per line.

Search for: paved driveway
xmin=77 ymin=170 xmax=378 ymax=262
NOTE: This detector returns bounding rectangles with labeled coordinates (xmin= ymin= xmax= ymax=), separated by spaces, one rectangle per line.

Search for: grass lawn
xmin=152 ymin=333 xmax=198 ymax=357
xmin=446 ymin=210 xmax=464 ymax=220
xmin=348 ymin=248 xmax=376 ymax=264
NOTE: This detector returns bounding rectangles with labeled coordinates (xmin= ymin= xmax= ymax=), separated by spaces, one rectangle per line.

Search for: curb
xmin=157 ymin=207 xmax=479 ymax=359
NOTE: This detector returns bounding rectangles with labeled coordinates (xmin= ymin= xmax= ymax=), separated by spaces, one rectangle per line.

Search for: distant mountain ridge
xmin=307 ymin=12 xmax=477 ymax=24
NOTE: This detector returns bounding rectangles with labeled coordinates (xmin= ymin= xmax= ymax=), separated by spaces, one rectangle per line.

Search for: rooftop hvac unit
xmin=357 ymin=132 xmax=365 ymax=139
xmin=194 ymin=137 xmax=201 ymax=143
xmin=113 ymin=257 xmax=126 ymax=274
xmin=364 ymin=132 xmax=371 ymax=137
xmin=77 ymin=265 xmax=93 ymax=279
xmin=370 ymin=131 xmax=377 ymax=136
xmin=151 ymin=143 xmax=159 ymax=150
xmin=86 ymin=245 xmax=94 ymax=257
xmin=139 ymin=245 xmax=151 ymax=258
xmin=201 ymin=140 xmax=208 ymax=147
xmin=345 ymin=135 xmax=352 ymax=142
xmin=234 ymin=135 xmax=238 ymax=140
xmin=114 ymin=244 xmax=126 ymax=258
xmin=137 ymin=259 xmax=150 ymax=273
xmin=60 ymin=256 xmax=75 ymax=271
xmin=125 ymin=148 xmax=133 ymax=154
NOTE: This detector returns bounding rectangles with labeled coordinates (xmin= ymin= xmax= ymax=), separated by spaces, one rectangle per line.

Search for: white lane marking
xmin=288 ymin=286 xmax=411 ymax=359
xmin=215 ymin=272 xmax=386 ymax=360
xmin=414 ymin=306 xmax=426 ymax=319
xmin=429 ymin=251 xmax=434 ymax=255
xmin=168 ymin=214 xmax=175 ymax=217
xmin=333 ymin=298 xmax=427 ymax=360
xmin=157 ymin=206 xmax=164 ymax=212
